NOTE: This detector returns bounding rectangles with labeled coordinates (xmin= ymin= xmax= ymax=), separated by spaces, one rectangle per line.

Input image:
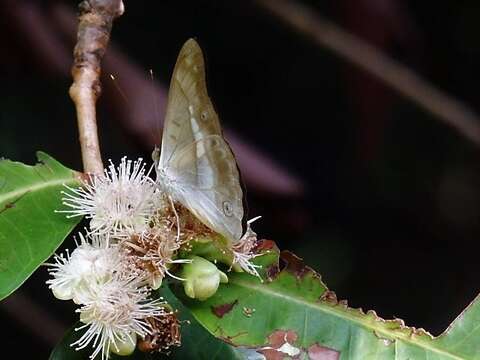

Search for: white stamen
xmin=58 ymin=157 xmax=156 ymax=238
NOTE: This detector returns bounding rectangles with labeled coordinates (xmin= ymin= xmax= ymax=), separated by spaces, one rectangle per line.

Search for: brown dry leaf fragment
xmin=307 ymin=343 xmax=340 ymax=360
xmin=258 ymin=330 xmax=302 ymax=359
xmin=211 ymin=300 xmax=239 ymax=318
xmin=281 ymin=251 xmax=311 ymax=278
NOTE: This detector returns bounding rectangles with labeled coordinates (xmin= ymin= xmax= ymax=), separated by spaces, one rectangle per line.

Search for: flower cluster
xmin=48 ymin=157 xmax=262 ymax=359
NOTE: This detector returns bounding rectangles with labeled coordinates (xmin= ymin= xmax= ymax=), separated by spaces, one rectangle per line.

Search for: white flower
xmin=59 ymin=157 xmax=156 ymax=237
xmin=73 ymin=275 xmax=166 ymax=360
xmin=47 ymin=232 xmax=121 ymax=303
xmin=231 ymin=217 xmax=262 ymax=278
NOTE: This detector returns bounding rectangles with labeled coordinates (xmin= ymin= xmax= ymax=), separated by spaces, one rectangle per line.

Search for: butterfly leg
xmin=168 ymin=195 xmax=181 ymax=245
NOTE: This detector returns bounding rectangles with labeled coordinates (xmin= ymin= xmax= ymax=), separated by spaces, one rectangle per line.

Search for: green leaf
xmin=0 ymin=152 xmax=82 ymax=300
xmin=435 ymin=294 xmax=480 ymax=359
xmin=49 ymin=286 xmax=243 ymax=360
xmin=177 ymin=241 xmax=480 ymax=359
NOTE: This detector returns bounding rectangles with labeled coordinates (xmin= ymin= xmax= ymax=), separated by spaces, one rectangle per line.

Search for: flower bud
xmin=47 ymin=236 xmax=120 ymax=303
xmin=181 ymin=256 xmax=228 ymax=301
xmin=149 ymin=274 xmax=163 ymax=290
xmin=51 ymin=282 xmax=73 ymax=301
xmin=110 ymin=331 xmax=137 ymax=356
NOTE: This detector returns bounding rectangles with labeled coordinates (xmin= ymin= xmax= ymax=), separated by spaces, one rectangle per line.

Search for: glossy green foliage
xmin=52 ymin=240 xmax=480 ymax=359
xmin=0 ymin=152 xmax=82 ymax=300
xmin=15 ymin=153 xmax=480 ymax=359
xmin=178 ymin=241 xmax=480 ymax=359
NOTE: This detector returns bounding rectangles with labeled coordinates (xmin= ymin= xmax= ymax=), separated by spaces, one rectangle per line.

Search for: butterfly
xmin=155 ymin=39 xmax=245 ymax=244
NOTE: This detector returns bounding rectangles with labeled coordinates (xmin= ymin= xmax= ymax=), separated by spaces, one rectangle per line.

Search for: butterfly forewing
xmin=160 ymin=40 xmax=221 ymax=166
xmin=159 ymin=39 xmax=244 ymax=242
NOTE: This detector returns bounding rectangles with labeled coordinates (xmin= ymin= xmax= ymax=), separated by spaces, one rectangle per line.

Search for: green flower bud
xmin=110 ymin=331 xmax=137 ymax=356
xmin=181 ymin=256 xmax=228 ymax=301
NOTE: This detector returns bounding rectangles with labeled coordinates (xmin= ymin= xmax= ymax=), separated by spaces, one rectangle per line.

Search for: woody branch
xmin=69 ymin=0 xmax=124 ymax=174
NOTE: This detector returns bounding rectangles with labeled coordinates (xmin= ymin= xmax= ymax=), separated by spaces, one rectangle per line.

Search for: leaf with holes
xmin=0 ymin=152 xmax=82 ymax=300
xmin=175 ymin=240 xmax=480 ymax=359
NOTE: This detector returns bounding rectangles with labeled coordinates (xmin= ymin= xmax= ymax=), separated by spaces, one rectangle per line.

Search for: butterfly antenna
xmin=108 ymin=74 xmax=130 ymax=104
xmin=168 ymin=195 xmax=181 ymax=244
xmin=149 ymin=69 xmax=162 ymax=145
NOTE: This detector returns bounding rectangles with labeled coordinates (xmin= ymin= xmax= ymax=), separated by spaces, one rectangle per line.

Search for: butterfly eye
xmin=222 ymin=201 xmax=233 ymax=217
xmin=200 ymin=111 xmax=208 ymax=121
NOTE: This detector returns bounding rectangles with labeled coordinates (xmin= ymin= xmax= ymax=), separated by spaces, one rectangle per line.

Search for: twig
xmin=255 ymin=0 xmax=480 ymax=146
xmin=69 ymin=0 xmax=124 ymax=174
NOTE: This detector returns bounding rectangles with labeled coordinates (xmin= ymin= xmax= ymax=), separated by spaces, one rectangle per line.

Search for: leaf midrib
xmin=230 ymin=277 xmax=465 ymax=360
xmin=0 ymin=177 xmax=76 ymax=206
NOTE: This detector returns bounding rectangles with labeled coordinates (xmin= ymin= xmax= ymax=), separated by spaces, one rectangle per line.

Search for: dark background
xmin=2 ymin=0 xmax=480 ymax=357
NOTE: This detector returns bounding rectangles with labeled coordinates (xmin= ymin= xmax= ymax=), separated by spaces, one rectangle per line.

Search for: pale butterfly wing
xmin=159 ymin=39 xmax=244 ymax=242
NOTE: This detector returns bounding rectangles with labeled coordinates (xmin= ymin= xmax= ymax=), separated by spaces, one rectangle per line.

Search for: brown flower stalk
xmin=69 ymin=0 xmax=124 ymax=174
